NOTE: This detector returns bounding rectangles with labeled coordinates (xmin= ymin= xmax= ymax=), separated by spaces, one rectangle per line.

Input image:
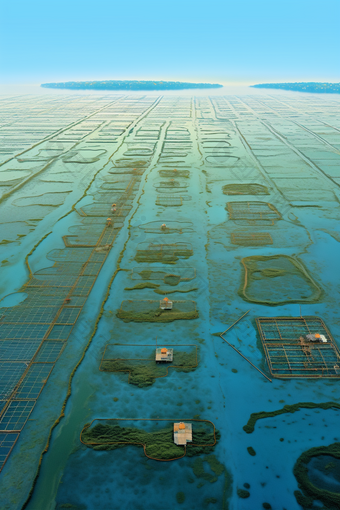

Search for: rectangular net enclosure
xmin=0 ymin=432 xmax=19 ymax=471
xmin=256 ymin=317 xmax=340 ymax=378
xmin=135 ymin=242 xmax=193 ymax=264
xmin=0 ymin=401 xmax=36 ymax=432
xmin=231 ymin=232 xmax=273 ymax=246
xmin=0 ymin=157 xmax=146 ymax=472
xmin=131 ymin=267 xmax=196 ymax=282
xmin=226 ymin=202 xmax=281 ymax=224
xmin=156 ymin=196 xmax=183 ymax=207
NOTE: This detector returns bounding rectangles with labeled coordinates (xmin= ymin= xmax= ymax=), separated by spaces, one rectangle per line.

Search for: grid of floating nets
xmin=156 ymin=196 xmax=183 ymax=207
xmin=131 ymin=267 xmax=196 ymax=283
xmin=230 ymin=232 xmax=273 ymax=246
xmin=0 ymin=172 xmax=145 ymax=471
xmin=256 ymin=317 xmax=340 ymax=378
xmin=226 ymin=201 xmax=281 ymax=224
xmin=134 ymin=242 xmax=193 ymax=264
xmin=155 ymin=180 xmax=189 ymax=189
xmin=222 ymin=183 xmax=269 ymax=195
xmin=159 ymin=170 xmax=190 ymax=178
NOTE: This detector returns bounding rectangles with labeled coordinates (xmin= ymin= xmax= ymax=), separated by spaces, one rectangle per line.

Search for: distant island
xmin=41 ymin=80 xmax=223 ymax=91
xmin=251 ymin=82 xmax=340 ymax=94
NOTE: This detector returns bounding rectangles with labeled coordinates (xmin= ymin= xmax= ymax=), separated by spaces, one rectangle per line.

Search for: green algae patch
xmin=125 ymin=282 xmax=160 ymax=290
xmin=135 ymin=244 xmax=193 ymax=264
xmin=81 ymin=421 xmax=219 ymax=460
xmin=139 ymin=270 xmax=153 ymax=280
xmin=239 ymin=255 xmax=322 ymax=305
xmin=243 ymin=402 xmax=340 ymax=434
xmin=101 ymin=350 xmax=198 ymax=387
xmin=153 ymin=287 xmax=197 ymax=295
xmin=237 ymin=489 xmax=250 ymax=498
xmin=294 ymin=490 xmax=314 ymax=509
xmin=190 ymin=454 xmax=232 ymax=508
xmin=164 ymin=274 xmax=181 ymax=286
xmin=117 ymin=300 xmax=198 ymax=323
xmin=176 ymin=492 xmax=186 ymax=504
xmin=204 ymin=497 xmax=218 ymax=506
xmin=223 ymin=183 xmax=269 ymax=195
xmin=247 ymin=446 xmax=256 ymax=456
xmin=193 ymin=455 xmax=225 ymax=483
xmin=159 ymin=170 xmax=190 ymax=178
xmin=294 ymin=443 xmax=340 ymax=509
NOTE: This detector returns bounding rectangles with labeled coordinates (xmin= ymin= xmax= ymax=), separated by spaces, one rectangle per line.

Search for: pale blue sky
xmin=1 ymin=0 xmax=339 ymax=84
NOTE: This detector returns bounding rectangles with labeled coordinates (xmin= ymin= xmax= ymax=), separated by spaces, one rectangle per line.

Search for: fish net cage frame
xmin=80 ymin=417 xmax=217 ymax=462
xmin=226 ymin=201 xmax=281 ymax=224
xmin=158 ymin=170 xmax=190 ymax=178
xmin=156 ymin=196 xmax=183 ymax=207
xmin=154 ymin=180 xmax=189 ymax=189
xmin=135 ymin=242 xmax=193 ymax=263
xmin=231 ymin=232 xmax=273 ymax=246
xmin=256 ymin=316 xmax=340 ymax=379
xmin=0 ymin=169 xmax=142 ymax=471
xmin=130 ymin=267 xmax=196 ymax=282
xmin=222 ymin=183 xmax=269 ymax=195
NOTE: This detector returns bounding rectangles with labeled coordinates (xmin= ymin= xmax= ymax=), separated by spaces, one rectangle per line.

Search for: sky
xmin=1 ymin=0 xmax=339 ymax=85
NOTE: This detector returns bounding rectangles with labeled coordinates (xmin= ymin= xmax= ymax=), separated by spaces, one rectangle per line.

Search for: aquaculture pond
xmin=1 ymin=92 xmax=340 ymax=510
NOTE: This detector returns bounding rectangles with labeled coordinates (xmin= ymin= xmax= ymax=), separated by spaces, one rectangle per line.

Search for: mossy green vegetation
xmin=243 ymin=402 xmax=340 ymax=434
xmin=262 ymin=503 xmax=272 ymax=509
xmin=125 ymin=282 xmax=160 ymax=290
xmin=134 ymin=270 xmax=194 ymax=286
xmin=139 ymin=270 xmax=153 ymax=280
xmin=153 ymin=287 xmax=197 ymax=295
xmin=164 ymin=274 xmax=181 ymax=285
xmin=192 ymin=455 xmax=225 ymax=483
xmin=294 ymin=443 xmax=340 ymax=509
xmin=239 ymin=255 xmax=322 ymax=305
xmin=294 ymin=490 xmax=314 ymax=509
xmin=222 ymin=183 xmax=269 ymax=195
xmin=159 ymin=170 xmax=190 ymax=178
xmin=176 ymin=492 xmax=186 ymax=504
xmin=101 ymin=350 xmax=198 ymax=387
xmin=247 ymin=446 xmax=256 ymax=456
xmin=252 ymin=82 xmax=340 ymax=94
xmin=237 ymin=489 xmax=250 ymax=498
xmin=81 ymin=421 xmax=219 ymax=460
xmin=135 ymin=248 xmax=193 ymax=264
xmin=204 ymin=497 xmax=218 ymax=506
xmin=117 ymin=305 xmax=198 ymax=323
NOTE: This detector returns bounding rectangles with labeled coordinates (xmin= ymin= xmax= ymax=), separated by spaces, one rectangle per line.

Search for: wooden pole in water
xmin=220 ymin=310 xmax=250 ymax=336
xmin=218 ymin=311 xmax=272 ymax=383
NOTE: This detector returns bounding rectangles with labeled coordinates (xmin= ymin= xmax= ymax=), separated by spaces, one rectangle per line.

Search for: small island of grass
xmin=41 ymin=80 xmax=223 ymax=91
xmin=251 ymin=82 xmax=340 ymax=94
